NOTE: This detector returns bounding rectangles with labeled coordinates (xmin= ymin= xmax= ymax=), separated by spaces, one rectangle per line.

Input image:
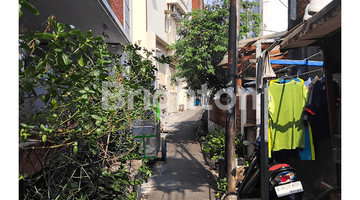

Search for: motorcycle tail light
xmin=274 ymin=171 xmax=295 ymax=184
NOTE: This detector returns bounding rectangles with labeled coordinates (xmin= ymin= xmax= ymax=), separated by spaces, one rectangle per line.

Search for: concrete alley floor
xmin=141 ymin=107 xmax=217 ymax=200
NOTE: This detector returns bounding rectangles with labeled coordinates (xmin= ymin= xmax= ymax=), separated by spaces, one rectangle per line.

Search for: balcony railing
xmin=166 ymin=0 xmax=187 ymax=14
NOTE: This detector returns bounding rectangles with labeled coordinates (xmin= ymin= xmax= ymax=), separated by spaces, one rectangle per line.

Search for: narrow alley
xmin=141 ymin=107 xmax=217 ymax=200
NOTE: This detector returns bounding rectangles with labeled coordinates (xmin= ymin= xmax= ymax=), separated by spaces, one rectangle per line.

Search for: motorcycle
xmin=237 ymin=137 xmax=304 ymax=200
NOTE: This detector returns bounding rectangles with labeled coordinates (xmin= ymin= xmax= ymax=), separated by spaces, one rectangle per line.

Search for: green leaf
xmin=81 ymin=94 xmax=88 ymax=99
xmin=36 ymin=61 xmax=45 ymax=70
xmin=51 ymin=98 xmax=59 ymax=109
xmin=65 ymin=23 xmax=72 ymax=32
xmin=82 ymin=112 xmax=90 ymax=118
xmin=24 ymin=65 xmax=35 ymax=75
xmin=61 ymin=53 xmax=71 ymax=65
xmin=91 ymin=115 xmax=102 ymax=121
xmin=78 ymin=55 xmax=84 ymax=66
xmin=41 ymin=94 xmax=50 ymax=103
xmin=70 ymin=30 xmax=82 ymax=35
xmin=57 ymin=23 xmax=65 ymax=32
xmin=73 ymin=146 xmax=78 ymax=154
xmin=86 ymin=30 xmax=93 ymax=38
xmin=91 ymin=70 xmax=100 ymax=77
xmin=21 ymin=1 xmax=40 ymax=16
xmin=19 ymin=59 xmax=24 ymax=69
xmin=54 ymin=48 xmax=63 ymax=53
xmin=19 ymin=5 xmax=23 ymax=18
xmin=20 ymin=42 xmax=31 ymax=53
xmin=42 ymin=135 xmax=47 ymax=143
xmin=34 ymin=32 xmax=55 ymax=40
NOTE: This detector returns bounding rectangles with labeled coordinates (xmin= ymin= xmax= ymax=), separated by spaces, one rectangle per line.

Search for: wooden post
xmin=226 ymin=0 xmax=241 ymax=198
xmin=322 ymin=42 xmax=339 ymax=184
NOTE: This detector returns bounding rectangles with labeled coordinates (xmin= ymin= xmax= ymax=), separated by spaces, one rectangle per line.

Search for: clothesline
xmin=274 ymin=51 xmax=323 ymax=73
xmin=288 ymin=68 xmax=323 ymax=78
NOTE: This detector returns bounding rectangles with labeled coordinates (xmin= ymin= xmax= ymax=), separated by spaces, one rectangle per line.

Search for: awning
xmin=280 ymin=0 xmax=341 ymax=50
xmin=19 ymin=0 xmax=130 ymax=45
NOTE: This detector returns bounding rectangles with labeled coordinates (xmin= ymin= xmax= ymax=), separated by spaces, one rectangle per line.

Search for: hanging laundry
xmin=303 ymin=78 xmax=340 ymax=145
xmin=298 ymin=121 xmax=315 ymax=160
xmin=307 ymin=75 xmax=319 ymax=91
xmin=256 ymin=50 xmax=276 ymax=90
xmin=304 ymin=77 xmax=313 ymax=88
xmin=268 ymin=78 xmax=308 ymax=157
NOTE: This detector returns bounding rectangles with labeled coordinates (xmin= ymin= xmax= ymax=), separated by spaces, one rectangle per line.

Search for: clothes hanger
xmin=279 ymin=68 xmax=292 ymax=81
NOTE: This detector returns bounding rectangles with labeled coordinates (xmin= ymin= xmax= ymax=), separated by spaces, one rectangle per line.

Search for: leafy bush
xmin=216 ymin=177 xmax=227 ymax=198
xmin=201 ymin=129 xmax=242 ymax=160
xmin=19 ymin=17 xmax=169 ymax=199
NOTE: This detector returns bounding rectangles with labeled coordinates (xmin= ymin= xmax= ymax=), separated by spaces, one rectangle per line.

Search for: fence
xmin=209 ymin=95 xmax=256 ymax=133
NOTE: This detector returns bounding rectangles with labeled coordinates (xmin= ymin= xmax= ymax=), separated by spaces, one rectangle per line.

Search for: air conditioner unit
xmin=171 ymin=15 xmax=181 ymax=22
xmin=170 ymin=6 xmax=182 ymax=22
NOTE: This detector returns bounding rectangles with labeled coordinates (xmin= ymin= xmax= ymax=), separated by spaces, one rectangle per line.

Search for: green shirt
xmin=268 ymin=78 xmax=308 ymax=152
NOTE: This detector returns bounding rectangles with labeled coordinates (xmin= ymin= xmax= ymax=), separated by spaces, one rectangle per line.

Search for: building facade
xmin=261 ymin=0 xmax=288 ymax=36
xmin=192 ymin=0 xmax=205 ymax=9
xmin=132 ymin=0 xmax=194 ymax=114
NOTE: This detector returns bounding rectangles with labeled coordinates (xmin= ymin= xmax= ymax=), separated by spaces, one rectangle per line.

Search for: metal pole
xmin=226 ymin=0 xmax=240 ymax=198
xmin=255 ymin=41 xmax=262 ymax=139
xmin=260 ymin=80 xmax=269 ymax=200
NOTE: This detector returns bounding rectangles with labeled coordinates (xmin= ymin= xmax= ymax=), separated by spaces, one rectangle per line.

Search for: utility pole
xmin=226 ymin=0 xmax=240 ymax=199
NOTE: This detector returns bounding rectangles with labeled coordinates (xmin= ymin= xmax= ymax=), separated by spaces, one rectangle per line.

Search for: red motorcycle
xmin=237 ymin=138 xmax=304 ymax=200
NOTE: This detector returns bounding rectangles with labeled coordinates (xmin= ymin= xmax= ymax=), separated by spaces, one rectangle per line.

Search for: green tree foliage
xmin=169 ymin=0 xmax=261 ymax=94
xmin=19 ymin=17 xmax=169 ymax=199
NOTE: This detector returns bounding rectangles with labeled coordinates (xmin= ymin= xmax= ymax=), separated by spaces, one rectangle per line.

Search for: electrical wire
xmin=278 ymin=0 xmax=288 ymax=8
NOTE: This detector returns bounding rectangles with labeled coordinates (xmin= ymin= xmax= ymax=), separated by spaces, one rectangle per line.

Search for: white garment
xmin=256 ymin=50 xmax=276 ymax=90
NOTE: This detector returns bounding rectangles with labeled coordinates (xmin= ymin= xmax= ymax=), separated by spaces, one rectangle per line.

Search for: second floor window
xmin=165 ymin=13 xmax=169 ymax=32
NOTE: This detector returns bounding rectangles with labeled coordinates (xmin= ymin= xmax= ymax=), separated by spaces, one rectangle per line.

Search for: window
xmin=165 ymin=13 xmax=169 ymax=32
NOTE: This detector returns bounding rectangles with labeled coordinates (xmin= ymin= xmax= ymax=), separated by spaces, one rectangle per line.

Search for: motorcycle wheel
xmin=314 ymin=187 xmax=341 ymax=200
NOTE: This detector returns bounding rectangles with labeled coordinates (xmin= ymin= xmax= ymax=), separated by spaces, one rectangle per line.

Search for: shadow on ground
xmin=143 ymin=111 xmax=217 ymax=200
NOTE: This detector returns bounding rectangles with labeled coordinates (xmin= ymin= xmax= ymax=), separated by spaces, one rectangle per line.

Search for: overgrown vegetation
xmin=19 ymin=12 xmax=170 ymax=199
xmin=216 ymin=177 xmax=228 ymax=198
xmin=201 ymin=129 xmax=243 ymax=160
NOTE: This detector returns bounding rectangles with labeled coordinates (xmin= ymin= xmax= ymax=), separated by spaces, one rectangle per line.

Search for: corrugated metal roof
xmin=280 ymin=0 xmax=341 ymax=50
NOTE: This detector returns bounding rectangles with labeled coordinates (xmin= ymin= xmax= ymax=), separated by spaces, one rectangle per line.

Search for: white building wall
xmin=262 ymin=0 xmax=288 ymax=36
xmin=132 ymin=0 xmax=191 ymax=114
xmin=147 ymin=0 xmax=168 ymax=41
xmin=132 ymin=1 xmax=148 ymax=47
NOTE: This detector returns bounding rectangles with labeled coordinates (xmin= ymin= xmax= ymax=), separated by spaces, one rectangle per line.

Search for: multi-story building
xmin=132 ymin=0 xmax=193 ymax=114
xmin=20 ymin=0 xmax=132 ymax=57
xmin=20 ymin=0 xmax=195 ymax=114
xmin=243 ymin=0 xmax=288 ymax=37
xmin=192 ymin=0 xmax=205 ymax=9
